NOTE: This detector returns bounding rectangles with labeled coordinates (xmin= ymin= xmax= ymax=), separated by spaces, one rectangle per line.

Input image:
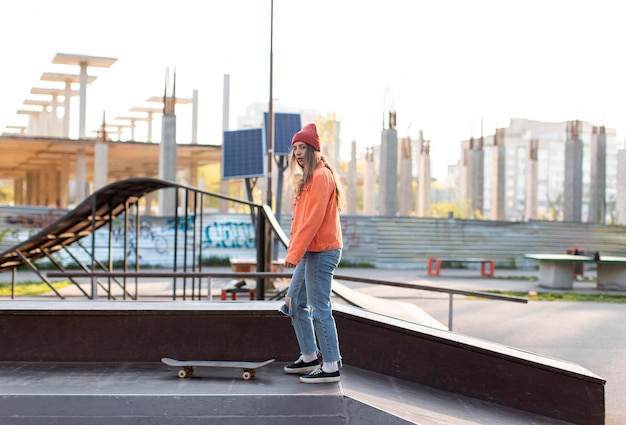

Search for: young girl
xmin=280 ymin=123 xmax=346 ymax=384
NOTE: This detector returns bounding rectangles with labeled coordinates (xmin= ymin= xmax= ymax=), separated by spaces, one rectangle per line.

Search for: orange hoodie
xmin=285 ymin=163 xmax=343 ymax=265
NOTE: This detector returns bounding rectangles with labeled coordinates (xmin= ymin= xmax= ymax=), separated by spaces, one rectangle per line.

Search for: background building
xmin=454 ymin=118 xmax=619 ymax=222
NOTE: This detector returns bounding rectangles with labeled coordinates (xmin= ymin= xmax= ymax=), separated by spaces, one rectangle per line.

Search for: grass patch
xmin=493 ymin=275 xmax=597 ymax=283
xmin=338 ymin=260 xmax=375 ymax=268
xmin=485 ymin=290 xmax=626 ymax=303
xmin=0 ymin=280 xmax=72 ymax=296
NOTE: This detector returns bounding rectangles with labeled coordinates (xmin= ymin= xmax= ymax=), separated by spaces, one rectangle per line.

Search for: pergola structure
xmin=0 ymin=52 xmax=226 ymax=209
xmin=0 ymin=134 xmax=222 ymax=208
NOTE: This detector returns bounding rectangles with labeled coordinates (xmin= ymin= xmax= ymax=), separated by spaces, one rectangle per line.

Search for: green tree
xmin=0 ymin=180 xmax=13 ymax=204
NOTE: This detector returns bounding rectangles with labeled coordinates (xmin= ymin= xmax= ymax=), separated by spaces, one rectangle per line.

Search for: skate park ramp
xmin=0 ymin=300 xmax=605 ymax=424
xmin=0 ymin=178 xmax=180 ymax=272
xmin=332 ymin=279 xmax=448 ymax=329
xmin=0 ymin=177 xmax=606 ymax=424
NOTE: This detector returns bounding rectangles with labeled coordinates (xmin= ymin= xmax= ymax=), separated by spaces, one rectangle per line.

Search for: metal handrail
xmin=47 ymin=270 xmax=527 ymax=331
xmin=333 ymin=273 xmax=527 ymax=331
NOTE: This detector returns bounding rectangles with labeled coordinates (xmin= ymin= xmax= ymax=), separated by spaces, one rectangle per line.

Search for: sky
xmin=1 ymin=0 xmax=626 ymax=180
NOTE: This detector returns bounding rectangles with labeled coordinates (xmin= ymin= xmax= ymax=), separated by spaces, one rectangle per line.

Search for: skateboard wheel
xmin=242 ymin=371 xmax=252 ymax=380
xmin=178 ymin=367 xmax=194 ymax=378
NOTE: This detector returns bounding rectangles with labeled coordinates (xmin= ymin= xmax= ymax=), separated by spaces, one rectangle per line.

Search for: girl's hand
xmin=285 ymin=261 xmax=296 ymax=268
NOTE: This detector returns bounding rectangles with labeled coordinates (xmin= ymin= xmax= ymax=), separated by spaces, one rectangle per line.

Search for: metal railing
xmin=46 ymin=270 xmax=527 ymax=331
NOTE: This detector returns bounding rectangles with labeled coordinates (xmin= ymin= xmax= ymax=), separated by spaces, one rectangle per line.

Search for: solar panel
xmin=264 ymin=112 xmax=302 ymax=156
xmin=222 ymin=128 xmax=266 ymax=179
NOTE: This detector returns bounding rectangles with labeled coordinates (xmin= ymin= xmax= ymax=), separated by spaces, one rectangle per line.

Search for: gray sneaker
xmin=300 ymin=367 xmax=340 ymax=384
xmin=283 ymin=358 xmax=320 ymax=374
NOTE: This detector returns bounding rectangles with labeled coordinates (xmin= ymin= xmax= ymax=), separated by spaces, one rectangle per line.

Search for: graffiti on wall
xmin=0 ymin=206 xmax=259 ymax=266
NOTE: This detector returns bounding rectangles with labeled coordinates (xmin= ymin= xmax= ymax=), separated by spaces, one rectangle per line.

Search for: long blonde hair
xmin=289 ymin=145 xmax=347 ymax=211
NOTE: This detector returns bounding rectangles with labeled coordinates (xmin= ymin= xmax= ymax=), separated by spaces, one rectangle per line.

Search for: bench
xmin=228 ymin=258 xmax=285 ymax=273
xmin=427 ymin=258 xmax=495 ymax=277
xmin=524 ymin=253 xmax=626 ymax=290
xmin=228 ymin=258 xmax=288 ymax=297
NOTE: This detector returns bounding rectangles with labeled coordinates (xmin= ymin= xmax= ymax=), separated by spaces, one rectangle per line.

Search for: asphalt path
xmin=334 ymin=267 xmax=626 ymax=425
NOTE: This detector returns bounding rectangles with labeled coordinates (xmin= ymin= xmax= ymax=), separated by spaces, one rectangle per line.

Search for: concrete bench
xmin=427 ymin=258 xmax=495 ymax=277
xmin=524 ymin=253 xmax=626 ymax=290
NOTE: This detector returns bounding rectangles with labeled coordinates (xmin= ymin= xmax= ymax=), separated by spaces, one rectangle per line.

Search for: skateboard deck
xmin=161 ymin=357 xmax=275 ymax=380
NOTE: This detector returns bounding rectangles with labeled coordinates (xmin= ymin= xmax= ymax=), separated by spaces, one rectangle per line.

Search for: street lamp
xmin=266 ymin=0 xmax=274 ymax=207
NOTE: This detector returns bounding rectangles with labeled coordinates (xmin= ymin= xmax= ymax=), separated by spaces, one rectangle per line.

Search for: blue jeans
xmin=282 ymin=249 xmax=342 ymax=363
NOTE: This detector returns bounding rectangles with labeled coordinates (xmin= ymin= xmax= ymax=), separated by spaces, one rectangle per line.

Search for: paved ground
xmin=335 ymin=267 xmax=626 ymax=425
xmin=0 ymin=360 xmax=575 ymax=425
xmin=2 ymin=266 xmax=625 ymax=424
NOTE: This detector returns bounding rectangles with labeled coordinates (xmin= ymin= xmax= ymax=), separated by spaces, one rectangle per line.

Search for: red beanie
xmin=292 ymin=123 xmax=320 ymax=151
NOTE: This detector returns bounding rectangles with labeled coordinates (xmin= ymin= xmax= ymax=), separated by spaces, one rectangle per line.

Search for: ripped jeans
xmin=281 ymin=249 xmax=342 ymax=363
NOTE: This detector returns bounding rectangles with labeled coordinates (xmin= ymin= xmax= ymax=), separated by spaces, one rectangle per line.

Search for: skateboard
xmin=161 ymin=357 xmax=275 ymax=380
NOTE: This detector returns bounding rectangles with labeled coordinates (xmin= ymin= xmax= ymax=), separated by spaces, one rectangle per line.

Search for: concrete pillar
xmin=219 ymin=181 xmax=229 ymax=213
xmin=159 ymin=114 xmax=177 ymax=216
xmin=398 ymin=137 xmax=412 ymax=216
xmin=189 ymin=160 xmax=198 ymax=211
xmin=63 ymin=82 xmax=72 ymax=138
xmin=146 ymin=112 xmax=155 ymax=143
xmin=470 ymin=137 xmax=485 ymax=216
xmin=27 ymin=111 xmax=42 ymax=135
xmin=48 ymin=94 xmax=62 ymax=137
xmin=347 ymin=141 xmax=357 ymax=215
xmin=47 ymin=170 xmax=57 ymax=206
xmin=379 ymin=124 xmax=398 ymax=216
xmin=588 ymin=126 xmax=606 ymax=223
xmin=75 ymin=150 xmax=87 ymax=205
xmin=13 ymin=178 xmax=23 ymax=205
xmin=26 ymin=172 xmax=38 ymax=205
xmin=59 ymin=166 xmax=69 ymax=208
xmin=490 ymin=129 xmax=506 ymax=221
xmin=192 ymin=89 xmax=199 ymax=144
xmin=417 ymin=139 xmax=431 ymax=217
xmin=616 ymin=145 xmax=626 ymax=225
xmin=282 ymin=178 xmax=293 ymax=216
xmin=222 ymin=75 xmax=230 ymax=131
xmin=144 ymin=192 xmax=154 ymax=216
xmin=78 ymin=62 xmax=88 ymax=139
xmin=219 ymin=74 xmax=230 ymax=213
xmin=564 ymin=120 xmax=583 ymax=222
xmin=333 ymin=121 xmax=341 ymax=171
xmin=94 ymin=139 xmax=108 ymax=191
xmin=525 ymin=139 xmax=538 ymax=220
xmin=460 ymin=141 xmax=470 ymax=216
xmin=48 ymin=169 xmax=60 ymax=207
xmin=38 ymin=172 xmax=48 ymax=206
xmin=363 ymin=147 xmax=376 ymax=215
xmin=128 ymin=119 xmax=137 ymax=140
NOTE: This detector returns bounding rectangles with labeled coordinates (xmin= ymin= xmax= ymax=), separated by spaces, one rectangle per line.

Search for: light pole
xmin=266 ymin=0 xmax=274 ymax=208
xmin=258 ymin=0 xmax=275 ymax=300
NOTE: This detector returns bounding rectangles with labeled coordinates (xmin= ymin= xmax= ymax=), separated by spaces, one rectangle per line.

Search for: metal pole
xmin=261 ymin=0 xmax=275 ymax=295
xmin=90 ymin=195 xmax=97 ymax=299
xmin=256 ymin=208 xmax=266 ymax=300
xmin=448 ymin=294 xmax=454 ymax=331
xmin=266 ymin=0 xmax=274 ymax=208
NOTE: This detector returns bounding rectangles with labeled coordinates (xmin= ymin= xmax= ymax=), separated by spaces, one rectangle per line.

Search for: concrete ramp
xmin=332 ymin=280 xmax=447 ymax=330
